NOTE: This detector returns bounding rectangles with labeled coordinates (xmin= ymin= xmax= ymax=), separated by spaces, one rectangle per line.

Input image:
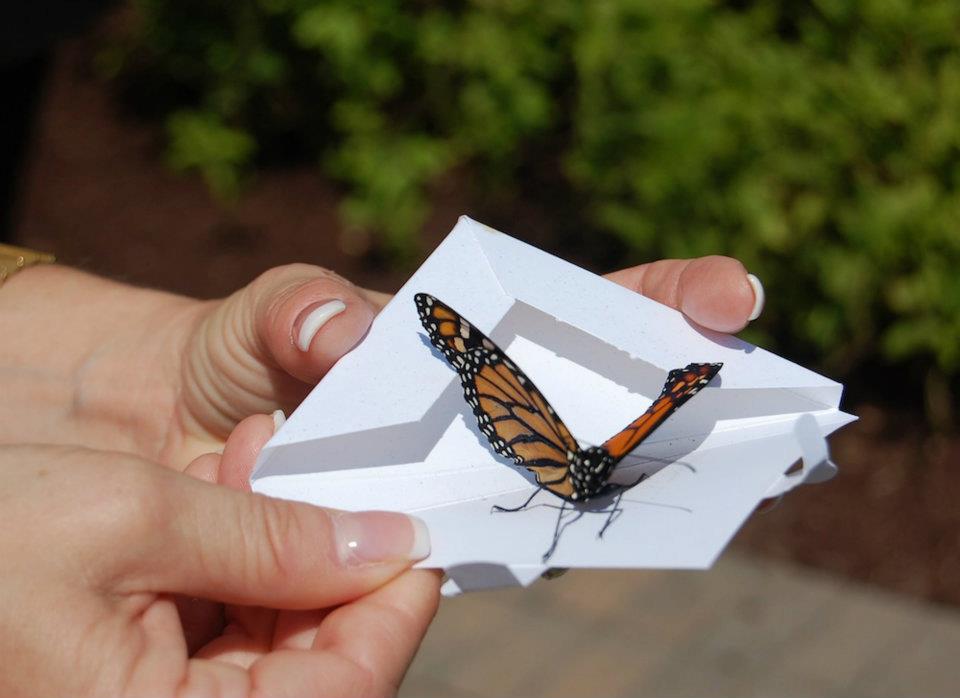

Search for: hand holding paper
xmin=0 ymin=254 xmax=757 ymax=472
xmin=0 ymin=436 xmax=437 ymax=697
xmin=252 ymin=218 xmax=853 ymax=593
xmin=1 ymin=221 xmax=802 ymax=697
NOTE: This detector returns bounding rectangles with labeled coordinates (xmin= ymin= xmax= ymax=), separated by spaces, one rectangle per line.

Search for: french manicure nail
xmin=271 ymin=409 xmax=286 ymax=433
xmin=334 ymin=511 xmax=431 ymax=566
xmin=747 ymin=273 xmax=765 ymax=321
xmin=295 ymin=300 xmax=346 ymax=351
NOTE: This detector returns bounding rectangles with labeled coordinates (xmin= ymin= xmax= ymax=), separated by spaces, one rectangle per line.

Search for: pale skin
xmin=0 ymin=256 xmax=761 ymax=697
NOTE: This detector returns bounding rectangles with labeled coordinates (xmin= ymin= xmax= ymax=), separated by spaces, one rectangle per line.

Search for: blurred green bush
xmin=106 ymin=0 xmax=960 ymax=400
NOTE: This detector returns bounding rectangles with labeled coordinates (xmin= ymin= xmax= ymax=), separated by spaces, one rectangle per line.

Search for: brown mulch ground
xmin=14 ymin=40 xmax=960 ymax=608
xmin=735 ymin=405 xmax=960 ymax=606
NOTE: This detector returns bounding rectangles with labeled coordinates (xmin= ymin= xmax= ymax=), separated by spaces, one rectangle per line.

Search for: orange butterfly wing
xmin=416 ymin=293 xmax=721 ymax=502
xmin=601 ymin=362 xmax=721 ymax=461
xmin=415 ymin=293 xmax=579 ymax=498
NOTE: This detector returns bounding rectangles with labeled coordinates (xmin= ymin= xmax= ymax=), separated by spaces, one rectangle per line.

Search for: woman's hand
xmin=0 ymin=440 xmax=439 ymax=698
xmin=604 ymin=257 xmax=763 ymax=334
xmin=0 ymin=264 xmax=382 ymax=465
xmin=0 ymin=255 xmax=762 ymax=468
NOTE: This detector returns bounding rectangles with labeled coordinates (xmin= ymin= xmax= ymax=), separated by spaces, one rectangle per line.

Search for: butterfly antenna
xmin=619 ymin=498 xmax=694 ymax=514
xmin=612 ymin=452 xmax=699 ymax=474
xmin=576 ymin=438 xmax=699 ymax=474
xmin=609 ymin=466 xmax=695 ymax=515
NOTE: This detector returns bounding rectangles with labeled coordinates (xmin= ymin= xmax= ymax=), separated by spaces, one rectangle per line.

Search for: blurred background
xmin=3 ymin=1 xmax=959 ymax=695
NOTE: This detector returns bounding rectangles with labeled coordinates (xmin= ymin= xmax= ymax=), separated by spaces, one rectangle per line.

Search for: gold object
xmin=0 ymin=243 xmax=56 ymax=286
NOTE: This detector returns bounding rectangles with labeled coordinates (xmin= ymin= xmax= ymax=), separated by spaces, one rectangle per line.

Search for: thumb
xmin=182 ymin=264 xmax=379 ymax=436
xmin=138 ymin=468 xmax=431 ymax=609
xmin=604 ymin=256 xmax=764 ymax=333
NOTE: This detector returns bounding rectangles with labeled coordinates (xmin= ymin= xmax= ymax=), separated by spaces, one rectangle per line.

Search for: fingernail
xmin=334 ymin=511 xmax=431 ymax=566
xmin=271 ymin=409 xmax=286 ymax=433
xmin=746 ymin=273 xmax=765 ymax=321
xmin=295 ymin=300 xmax=347 ymax=351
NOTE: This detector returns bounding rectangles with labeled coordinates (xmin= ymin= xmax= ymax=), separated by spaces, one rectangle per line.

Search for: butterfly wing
xmin=601 ymin=362 xmax=722 ymax=462
xmin=415 ymin=293 xmax=579 ymax=497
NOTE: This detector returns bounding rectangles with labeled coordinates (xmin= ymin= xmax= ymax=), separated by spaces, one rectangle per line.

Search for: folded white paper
xmin=252 ymin=217 xmax=855 ymax=594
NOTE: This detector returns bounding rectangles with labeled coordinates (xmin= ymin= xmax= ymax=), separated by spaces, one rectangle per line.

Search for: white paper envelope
xmin=251 ymin=217 xmax=855 ymax=594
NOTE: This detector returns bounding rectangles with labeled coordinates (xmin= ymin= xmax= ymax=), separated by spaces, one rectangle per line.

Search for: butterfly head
xmin=568 ymin=446 xmax=617 ymax=501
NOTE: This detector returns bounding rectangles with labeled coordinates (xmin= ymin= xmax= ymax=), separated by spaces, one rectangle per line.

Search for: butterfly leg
xmin=598 ymin=488 xmax=626 ymax=539
xmin=541 ymin=501 xmax=587 ymax=563
xmin=597 ymin=473 xmax=648 ymax=539
xmin=542 ymin=499 xmax=568 ymax=563
xmin=491 ymin=487 xmax=543 ymax=514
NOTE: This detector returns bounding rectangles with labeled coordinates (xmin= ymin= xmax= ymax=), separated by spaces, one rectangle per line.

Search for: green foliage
xmin=109 ymin=0 xmax=960 ymax=387
xmin=566 ymin=0 xmax=960 ymax=383
xmin=166 ymin=111 xmax=256 ymax=198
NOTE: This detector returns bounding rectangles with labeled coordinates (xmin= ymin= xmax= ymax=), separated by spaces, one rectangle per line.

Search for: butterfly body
xmin=415 ymin=292 xmax=722 ymax=506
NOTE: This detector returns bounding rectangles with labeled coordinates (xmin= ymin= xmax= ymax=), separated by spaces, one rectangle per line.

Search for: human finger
xmin=272 ymin=609 xmax=329 ymax=651
xmin=216 ymin=413 xmax=278 ymax=492
xmin=310 ymin=569 xmax=442 ymax=688
xmin=181 ymin=264 xmax=377 ymax=436
xmin=191 ymin=605 xmax=279 ymax=668
xmin=604 ymin=256 xmax=764 ymax=333
xmin=246 ymin=569 xmax=442 ymax=697
xmin=130 ymin=469 xmax=431 ymax=610
xmin=183 ymin=453 xmax=221 ymax=484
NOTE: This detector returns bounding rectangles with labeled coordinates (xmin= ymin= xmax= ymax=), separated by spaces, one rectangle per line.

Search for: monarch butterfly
xmin=415 ymin=292 xmax=721 ymax=559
